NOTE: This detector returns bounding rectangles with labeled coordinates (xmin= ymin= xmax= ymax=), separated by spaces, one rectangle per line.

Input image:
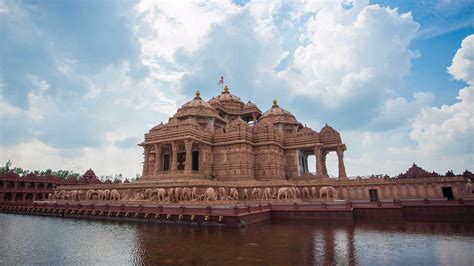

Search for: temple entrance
xmin=163 ymin=154 xmax=170 ymax=171
xmin=177 ymin=152 xmax=185 ymax=170
xmin=15 ymin=193 xmax=23 ymax=201
xmin=4 ymin=193 xmax=12 ymax=201
xmin=25 ymin=193 xmax=33 ymax=201
xmin=192 ymin=150 xmax=199 ymax=171
xmin=369 ymin=189 xmax=379 ymax=202
xmin=442 ymin=187 xmax=454 ymax=200
xmin=297 ymin=149 xmax=311 ymax=176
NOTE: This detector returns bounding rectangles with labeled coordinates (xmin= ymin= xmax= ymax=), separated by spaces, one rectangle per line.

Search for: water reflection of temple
xmin=129 ymin=221 xmax=474 ymax=265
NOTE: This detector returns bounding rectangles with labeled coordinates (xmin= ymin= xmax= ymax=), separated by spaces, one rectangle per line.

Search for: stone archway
xmin=4 ymin=193 xmax=13 ymax=201
xmin=47 ymin=183 xmax=53 ymax=189
xmin=191 ymin=142 xmax=200 ymax=172
xmin=37 ymin=183 xmax=45 ymax=189
xmin=15 ymin=193 xmax=23 ymax=201
xmin=19 ymin=182 xmax=25 ymax=188
xmin=0 ymin=180 xmax=3 ymax=188
xmin=392 ymin=185 xmax=399 ymax=198
xmin=6 ymin=181 xmax=14 ymax=188
xmin=25 ymin=193 xmax=34 ymax=201
xmin=400 ymin=185 xmax=408 ymax=197
xmin=36 ymin=193 xmax=44 ymax=200
xmin=384 ymin=186 xmax=391 ymax=198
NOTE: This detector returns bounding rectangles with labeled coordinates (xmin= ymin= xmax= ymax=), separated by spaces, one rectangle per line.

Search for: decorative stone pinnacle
xmin=272 ymin=99 xmax=278 ymax=107
xmin=195 ymin=90 xmax=201 ymax=98
xmin=223 ymin=85 xmax=229 ymax=93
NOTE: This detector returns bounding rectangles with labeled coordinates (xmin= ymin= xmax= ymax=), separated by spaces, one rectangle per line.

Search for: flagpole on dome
xmin=217 ymin=76 xmax=224 ymax=92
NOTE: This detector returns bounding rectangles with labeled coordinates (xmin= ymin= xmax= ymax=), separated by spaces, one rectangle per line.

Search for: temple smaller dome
xmin=320 ymin=124 xmax=341 ymax=144
xmin=260 ymin=99 xmax=300 ymax=125
xmin=150 ymin=122 xmax=165 ymax=132
xmin=174 ymin=91 xmax=221 ymax=119
xmin=83 ymin=168 xmax=97 ymax=178
xmin=80 ymin=168 xmax=101 ymax=184
xmin=244 ymin=101 xmax=257 ymax=109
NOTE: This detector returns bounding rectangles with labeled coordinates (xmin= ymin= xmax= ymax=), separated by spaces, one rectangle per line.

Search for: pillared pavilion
xmin=139 ymin=86 xmax=346 ymax=181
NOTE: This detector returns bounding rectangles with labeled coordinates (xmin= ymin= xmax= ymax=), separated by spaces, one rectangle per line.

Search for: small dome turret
xmin=174 ymin=90 xmax=221 ymax=120
xmin=320 ymin=123 xmax=341 ymax=144
xmin=260 ymin=99 xmax=300 ymax=126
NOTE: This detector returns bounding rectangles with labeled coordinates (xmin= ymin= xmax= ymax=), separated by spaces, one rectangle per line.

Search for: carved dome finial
xmin=272 ymin=99 xmax=278 ymax=107
xmin=195 ymin=90 xmax=201 ymax=99
xmin=223 ymin=85 xmax=229 ymax=93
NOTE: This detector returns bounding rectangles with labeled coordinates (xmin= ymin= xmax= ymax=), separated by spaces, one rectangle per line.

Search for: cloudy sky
xmin=1 ymin=0 xmax=473 ymax=178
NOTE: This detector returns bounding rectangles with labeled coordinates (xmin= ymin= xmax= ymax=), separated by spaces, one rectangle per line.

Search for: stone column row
xmin=314 ymin=146 xmax=324 ymax=177
xmin=184 ymin=140 xmax=193 ymax=174
xmin=153 ymin=143 xmax=162 ymax=175
xmin=336 ymin=146 xmax=347 ymax=179
xmin=142 ymin=145 xmax=151 ymax=176
xmin=142 ymin=140 xmax=200 ymax=176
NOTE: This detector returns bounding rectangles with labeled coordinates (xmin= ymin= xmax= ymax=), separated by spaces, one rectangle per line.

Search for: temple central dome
xmin=208 ymin=85 xmax=244 ymax=111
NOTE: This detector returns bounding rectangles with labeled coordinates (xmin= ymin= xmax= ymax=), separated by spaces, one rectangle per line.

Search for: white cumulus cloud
xmin=410 ymin=35 xmax=474 ymax=155
xmin=447 ymin=34 xmax=474 ymax=85
xmin=279 ymin=1 xmax=420 ymax=108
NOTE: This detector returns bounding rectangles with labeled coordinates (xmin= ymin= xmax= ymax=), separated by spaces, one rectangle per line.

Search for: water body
xmin=0 ymin=214 xmax=473 ymax=265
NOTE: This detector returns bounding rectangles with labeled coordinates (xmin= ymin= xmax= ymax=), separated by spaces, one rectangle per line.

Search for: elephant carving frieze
xmin=47 ymin=185 xmax=339 ymax=204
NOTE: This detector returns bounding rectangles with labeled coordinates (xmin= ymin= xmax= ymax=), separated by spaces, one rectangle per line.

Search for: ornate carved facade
xmin=140 ymin=86 xmax=347 ymax=181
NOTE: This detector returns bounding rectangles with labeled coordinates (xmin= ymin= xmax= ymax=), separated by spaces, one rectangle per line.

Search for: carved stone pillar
xmin=314 ymin=146 xmax=324 ymax=177
xmin=170 ymin=142 xmax=178 ymax=172
xmin=322 ymin=151 xmax=328 ymax=176
xmin=153 ymin=143 xmax=161 ymax=175
xmin=199 ymin=143 xmax=204 ymax=174
xmin=337 ymin=147 xmax=347 ymax=179
xmin=184 ymin=140 xmax=193 ymax=174
xmin=142 ymin=145 xmax=151 ymax=176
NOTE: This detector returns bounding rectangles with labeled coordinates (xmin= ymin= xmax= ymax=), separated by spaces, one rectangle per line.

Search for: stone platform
xmin=1 ymin=198 xmax=473 ymax=227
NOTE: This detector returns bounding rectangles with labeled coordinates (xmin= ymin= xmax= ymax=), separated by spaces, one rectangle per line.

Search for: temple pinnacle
xmin=272 ymin=99 xmax=278 ymax=107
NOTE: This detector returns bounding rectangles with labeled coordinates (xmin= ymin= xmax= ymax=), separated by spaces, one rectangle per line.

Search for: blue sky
xmin=0 ymin=0 xmax=473 ymax=178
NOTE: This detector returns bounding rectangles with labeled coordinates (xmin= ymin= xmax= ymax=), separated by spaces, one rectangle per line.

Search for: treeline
xmin=98 ymin=174 xmax=138 ymax=183
xmin=0 ymin=162 xmax=138 ymax=183
xmin=0 ymin=166 xmax=81 ymax=180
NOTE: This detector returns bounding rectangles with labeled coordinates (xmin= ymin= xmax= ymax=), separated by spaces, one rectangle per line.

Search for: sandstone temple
xmin=1 ymin=85 xmax=473 ymax=226
xmin=140 ymin=86 xmax=346 ymax=181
